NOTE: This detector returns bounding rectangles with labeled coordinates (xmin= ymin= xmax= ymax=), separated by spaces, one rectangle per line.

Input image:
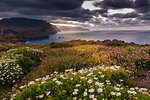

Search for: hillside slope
xmin=0 ymin=18 xmax=60 ymax=41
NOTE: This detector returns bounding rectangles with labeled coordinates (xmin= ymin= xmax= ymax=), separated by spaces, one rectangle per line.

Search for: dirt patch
xmin=132 ymin=70 xmax=150 ymax=90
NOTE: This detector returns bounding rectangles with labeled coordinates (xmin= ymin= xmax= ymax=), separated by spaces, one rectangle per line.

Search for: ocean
xmin=26 ymin=30 xmax=150 ymax=44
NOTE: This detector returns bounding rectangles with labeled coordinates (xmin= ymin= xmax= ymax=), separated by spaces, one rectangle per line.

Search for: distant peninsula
xmin=0 ymin=18 xmax=60 ymax=42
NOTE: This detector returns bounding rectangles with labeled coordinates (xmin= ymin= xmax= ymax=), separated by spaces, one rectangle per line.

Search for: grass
xmin=0 ymin=40 xmax=150 ymax=99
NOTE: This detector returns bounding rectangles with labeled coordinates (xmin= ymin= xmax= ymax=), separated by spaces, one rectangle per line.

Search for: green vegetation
xmin=0 ymin=40 xmax=150 ymax=100
xmin=0 ymin=47 xmax=43 ymax=86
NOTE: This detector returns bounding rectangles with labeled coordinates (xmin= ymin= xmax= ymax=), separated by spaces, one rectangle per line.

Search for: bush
xmin=6 ymin=66 xmax=149 ymax=100
xmin=80 ymin=41 xmax=97 ymax=45
xmin=3 ymin=47 xmax=43 ymax=73
xmin=0 ymin=47 xmax=43 ymax=86
xmin=105 ymin=41 xmax=124 ymax=46
xmin=135 ymin=59 xmax=150 ymax=69
xmin=50 ymin=43 xmax=73 ymax=48
xmin=110 ymin=70 xmax=131 ymax=86
xmin=5 ymin=47 xmax=43 ymax=62
xmin=17 ymin=56 xmax=37 ymax=72
xmin=0 ymin=59 xmax=23 ymax=86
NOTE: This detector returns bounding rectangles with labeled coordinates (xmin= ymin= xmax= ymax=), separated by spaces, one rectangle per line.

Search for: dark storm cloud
xmin=109 ymin=12 xmax=140 ymax=18
xmin=90 ymin=0 xmax=150 ymax=27
xmin=0 ymin=0 xmax=94 ymax=22
xmin=94 ymin=0 xmax=134 ymax=9
xmin=0 ymin=0 xmax=84 ymax=10
xmin=93 ymin=0 xmax=150 ymax=13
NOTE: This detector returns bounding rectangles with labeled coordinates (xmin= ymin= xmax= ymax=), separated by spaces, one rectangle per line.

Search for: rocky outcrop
xmin=0 ymin=18 xmax=60 ymax=41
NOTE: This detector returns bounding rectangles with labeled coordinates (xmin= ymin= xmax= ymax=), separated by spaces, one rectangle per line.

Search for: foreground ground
xmin=0 ymin=40 xmax=150 ymax=99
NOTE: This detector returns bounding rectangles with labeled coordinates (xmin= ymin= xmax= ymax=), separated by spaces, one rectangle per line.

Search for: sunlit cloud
xmin=51 ymin=23 xmax=77 ymax=27
xmin=82 ymin=0 xmax=102 ymax=10
xmin=108 ymin=8 xmax=135 ymax=15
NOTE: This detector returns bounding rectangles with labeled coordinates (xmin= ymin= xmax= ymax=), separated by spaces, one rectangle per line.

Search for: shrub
xmin=3 ymin=47 xmax=43 ymax=73
xmin=5 ymin=47 xmax=43 ymax=62
xmin=50 ymin=43 xmax=73 ymax=48
xmin=135 ymin=59 xmax=150 ymax=69
xmin=80 ymin=41 xmax=97 ymax=45
xmin=105 ymin=41 xmax=124 ymax=46
xmin=110 ymin=70 xmax=131 ymax=86
xmin=17 ymin=56 xmax=36 ymax=72
xmin=0 ymin=59 xmax=23 ymax=86
xmin=0 ymin=47 xmax=43 ymax=86
xmin=6 ymin=66 xmax=149 ymax=100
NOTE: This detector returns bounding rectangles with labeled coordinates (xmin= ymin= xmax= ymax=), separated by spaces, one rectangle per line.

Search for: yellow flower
xmin=79 ymin=98 xmax=82 ymax=100
xmin=90 ymin=86 xmax=93 ymax=88
xmin=48 ymin=96 xmax=51 ymax=98
xmin=135 ymin=97 xmax=138 ymax=100
xmin=129 ymin=95 xmax=132 ymax=98
xmin=62 ymin=90 xmax=66 ymax=93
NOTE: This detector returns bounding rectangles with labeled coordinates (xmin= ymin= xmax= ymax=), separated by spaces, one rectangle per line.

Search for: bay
xmin=26 ymin=30 xmax=150 ymax=44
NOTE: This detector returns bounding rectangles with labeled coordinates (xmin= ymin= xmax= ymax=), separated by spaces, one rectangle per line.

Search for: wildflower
xmin=111 ymin=92 xmax=115 ymax=95
xmin=101 ymin=75 xmax=105 ymax=78
xmin=73 ymin=97 xmax=77 ymax=100
xmin=135 ymin=97 xmax=138 ymax=100
xmin=89 ymin=94 xmax=95 ymax=99
xmin=127 ymin=90 xmax=132 ymax=94
xmin=38 ymin=94 xmax=44 ymax=98
xmin=76 ymin=84 xmax=80 ymax=87
xmin=93 ymin=98 xmax=97 ymax=100
xmin=132 ymin=91 xmax=137 ymax=95
xmin=74 ymin=89 xmax=79 ymax=92
xmin=116 ymin=84 xmax=121 ymax=87
xmin=97 ymin=88 xmax=103 ymax=93
xmin=88 ymin=79 xmax=93 ymax=83
xmin=116 ymin=92 xmax=121 ymax=96
xmin=95 ymin=82 xmax=100 ymax=86
xmin=106 ymin=80 xmax=110 ymax=83
xmin=99 ymin=83 xmax=104 ymax=87
xmin=28 ymin=81 xmax=35 ymax=86
xmin=72 ymin=91 xmax=78 ymax=95
xmin=46 ymin=91 xmax=51 ymax=95
xmin=53 ymin=78 xmax=57 ymax=81
xmin=94 ymin=77 xmax=98 ymax=80
xmin=130 ymin=88 xmax=135 ymax=91
xmin=119 ymin=79 xmax=124 ymax=82
xmin=83 ymin=92 xmax=88 ymax=96
xmin=115 ymin=88 xmax=120 ymax=91
xmin=89 ymin=89 xmax=94 ymax=93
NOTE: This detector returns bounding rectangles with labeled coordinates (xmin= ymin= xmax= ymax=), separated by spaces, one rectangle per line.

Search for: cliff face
xmin=0 ymin=18 xmax=60 ymax=41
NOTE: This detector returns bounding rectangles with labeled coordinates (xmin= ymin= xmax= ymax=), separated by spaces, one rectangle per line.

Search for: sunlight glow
xmin=108 ymin=8 xmax=135 ymax=15
xmin=51 ymin=23 xmax=77 ymax=27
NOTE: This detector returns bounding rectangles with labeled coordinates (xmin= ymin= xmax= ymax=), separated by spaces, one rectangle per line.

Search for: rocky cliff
xmin=0 ymin=18 xmax=60 ymax=41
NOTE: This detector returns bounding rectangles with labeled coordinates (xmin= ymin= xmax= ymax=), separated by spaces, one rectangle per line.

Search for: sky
xmin=0 ymin=0 xmax=150 ymax=30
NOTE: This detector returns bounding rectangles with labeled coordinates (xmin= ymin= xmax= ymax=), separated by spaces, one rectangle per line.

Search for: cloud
xmin=0 ymin=0 xmax=89 ymax=20
xmin=94 ymin=0 xmax=134 ymax=9
xmin=0 ymin=0 xmax=150 ymax=28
